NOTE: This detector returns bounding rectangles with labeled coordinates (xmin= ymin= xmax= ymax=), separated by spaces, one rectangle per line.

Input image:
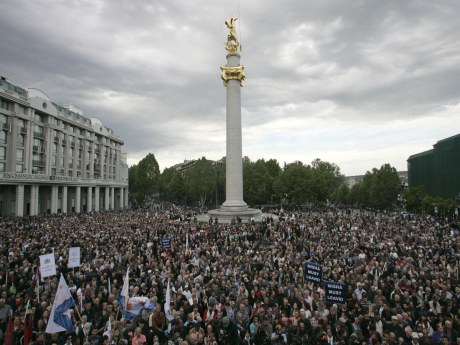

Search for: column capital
xmin=221 ymin=65 xmax=245 ymax=86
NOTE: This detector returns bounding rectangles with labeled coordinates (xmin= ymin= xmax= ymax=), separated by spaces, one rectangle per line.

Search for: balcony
xmin=70 ymin=142 xmax=75 ymax=148
xmin=32 ymin=145 xmax=39 ymax=152
xmin=54 ymin=136 xmax=60 ymax=143
xmin=19 ymin=126 xmax=27 ymax=134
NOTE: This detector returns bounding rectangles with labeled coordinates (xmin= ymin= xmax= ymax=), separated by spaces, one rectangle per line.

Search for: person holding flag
xmin=118 ymin=268 xmax=155 ymax=321
xmin=46 ymin=274 xmax=76 ymax=334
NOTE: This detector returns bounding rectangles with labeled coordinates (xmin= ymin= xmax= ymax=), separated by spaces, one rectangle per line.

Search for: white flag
xmin=164 ymin=281 xmax=174 ymax=321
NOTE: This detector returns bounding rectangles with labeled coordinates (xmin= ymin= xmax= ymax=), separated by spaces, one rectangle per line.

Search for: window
xmin=17 ymin=119 xmax=25 ymax=131
xmin=0 ymin=162 xmax=5 ymax=172
xmin=18 ymin=105 xmax=27 ymax=115
xmin=0 ymin=131 xmax=6 ymax=145
xmin=34 ymin=113 xmax=44 ymax=123
xmin=16 ymin=149 xmax=24 ymax=162
xmin=16 ymin=164 xmax=23 ymax=173
xmin=0 ymin=114 xmax=7 ymax=123
xmin=60 ymin=145 xmax=65 ymax=155
xmin=51 ymin=168 xmax=56 ymax=175
xmin=52 ymin=155 xmax=57 ymax=166
xmin=34 ymin=124 xmax=44 ymax=135
xmin=60 ymin=157 xmax=64 ymax=166
xmin=52 ymin=143 xmax=57 ymax=154
xmin=0 ymin=99 xmax=9 ymax=110
xmin=0 ymin=146 xmax=6 ymax=160
xmin=68 ymin=170 xmax=73 ymax=177
xmin=16 ymin=134 xmax=24 ymax=147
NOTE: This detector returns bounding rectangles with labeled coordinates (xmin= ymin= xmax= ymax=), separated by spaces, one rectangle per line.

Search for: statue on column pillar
xmin=225 ymin=16 xmax=239 ymax=53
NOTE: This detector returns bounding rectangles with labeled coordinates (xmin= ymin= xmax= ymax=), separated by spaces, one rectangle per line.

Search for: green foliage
xmin=159 ymin=167 xmax=186 ymax=203
xmin=368 ymin=164 xmax=401 ymax=209
xmin=185 ymin=157 xmax=216 ymax=207
xmin=243 ymin=158 xmax=280 ymax=205
xmin=421 ymin=194 xmax=457 ymax=217
xmin=273 ymin=161 xmax=312 ymax=204
xmin=310 ymin=159 xmax=344 ymax=203
xmin=128 ymin=153 xmax=160 ymax=203
xmin=403 ymin=186 xmax=426 ymax=213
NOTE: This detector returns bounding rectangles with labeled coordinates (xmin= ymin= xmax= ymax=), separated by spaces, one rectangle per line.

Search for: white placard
xmin=39 ymin=253 xmax=56 ymax=278
xmin=68 ymin=247 xmax=81 ymax=268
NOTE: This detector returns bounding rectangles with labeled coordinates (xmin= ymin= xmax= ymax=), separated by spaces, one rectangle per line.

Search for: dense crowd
xmin=0 ymin=204 xmax=458 ymax=345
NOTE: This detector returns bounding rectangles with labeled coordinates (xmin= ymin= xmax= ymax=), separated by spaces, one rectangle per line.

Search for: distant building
xmin=345 ymin=171 xmax=407 ymax=189
xmin=0 ymin=75 xmax=129 ymax=216
xmin=172 ymin=158 xmax=224 ymax=175
xmin=407 ymin=133 xmax=460 ymax=198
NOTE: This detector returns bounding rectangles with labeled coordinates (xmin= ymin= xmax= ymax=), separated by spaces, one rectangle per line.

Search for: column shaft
xmin=15 ymin=185 xmax=24 ymax=217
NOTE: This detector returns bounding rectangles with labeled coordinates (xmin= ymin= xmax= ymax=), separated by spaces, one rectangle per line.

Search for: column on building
xmin=104 ymin=187 xmax=110 ymax=211
xmin=87 ymin=186 xmax=93 ymax=212
xmin=62 ymin=186 xmax=68 ymax=213
xmin=15 ymin=185 xmax=24 ymax=217
xmin=110 ymin=187 xmax=115 ymax=210
xmin=94 ymin=186 xmax=100 ymax=212
xmin=51 ymin=185 xmax=58 ymax=214
xmin=75 ymin=186 xmax=81 ymax=213
xmin=119 ymin=187 xmax=124 ymax=211
xmin=30 ymin=185 xmax=39 ymax=216
xmin=124 ymin=187 xmax=129 ymax=208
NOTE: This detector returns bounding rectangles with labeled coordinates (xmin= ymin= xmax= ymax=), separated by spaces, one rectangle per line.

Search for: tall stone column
xmin=62 ymin=186 xmax=68 ymax=213
xmin=87 ymin=186 xmax=93 ymax=212
xmin=207 ymin=16 xmax=262 ymax=223
xmin=15 ymin=185 xmax=24 ymax=217
xmin=124 ymin=188 xmax=129 ymax=208
xmin=30 ymin=185 xmax=39 ymax=216
xmin=75 ymin=186 xmax=81 ymax=213
xmin=220 ymin=52 xmax=248 ymax=212
xmin=119 ymin=187 xmax=124 ymax=210
xmin=51 ymin=185 xmax=58 ymax=214
xmin=105 ymin=187 xmax=110 ymax=210
xmin=110 ymin=187 xmax=115 ymax=210
xmin=94 ymin=187 xmax=100 ymax=211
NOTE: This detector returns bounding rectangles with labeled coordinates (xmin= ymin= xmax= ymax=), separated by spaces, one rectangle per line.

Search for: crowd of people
xmin=0 ymin=203 xmax=458 ymax=345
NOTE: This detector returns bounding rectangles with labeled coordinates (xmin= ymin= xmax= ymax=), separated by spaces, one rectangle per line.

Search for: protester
xmin=0 ymin=203 xmax=458 ymax=345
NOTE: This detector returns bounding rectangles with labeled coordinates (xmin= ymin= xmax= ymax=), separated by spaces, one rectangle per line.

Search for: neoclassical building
xmin=0 ymin=75 xmax=129 ymax=216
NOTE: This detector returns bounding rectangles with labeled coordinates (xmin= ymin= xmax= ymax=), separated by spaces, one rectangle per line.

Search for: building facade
xmin=407 ymin=134 xmax=460 ymax=199
xmin=0 ymin=76 xmax=129 ymax=216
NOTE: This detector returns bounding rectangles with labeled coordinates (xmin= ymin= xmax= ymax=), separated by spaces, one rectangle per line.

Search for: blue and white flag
xmin=46 ymin=274 xmax=75 ymax=333
xmin=118 ymin=267 xmax=154 ymax=320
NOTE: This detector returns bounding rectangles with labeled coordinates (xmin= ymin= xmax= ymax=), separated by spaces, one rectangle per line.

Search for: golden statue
xmin=225 ymin=16 xmax=239 ymax=53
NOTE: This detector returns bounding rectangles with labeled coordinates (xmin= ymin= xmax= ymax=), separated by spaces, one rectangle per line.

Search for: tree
xmin=310 ymin=158 xmax=344 ymax=203
xmin=368 ymin=164 xmax=400 ymax=210
xmin=273 ymin=161 xmax=312 ymax=205
xmin=185 ymin=157 xmax=216 ymax=207
xmin=128 ymin=153 xmax=160 ymax=203
xmin=403 ymin=186 xmax=426 ymax=213
xmin=243 ymin=158 xmax=274 ymax=206
xmin=159 ymin=167 xmax=186 ymax=203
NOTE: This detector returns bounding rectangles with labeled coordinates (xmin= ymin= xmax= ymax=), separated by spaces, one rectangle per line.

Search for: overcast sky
xmin=1 ymin=0 xmax=459 ymax=176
